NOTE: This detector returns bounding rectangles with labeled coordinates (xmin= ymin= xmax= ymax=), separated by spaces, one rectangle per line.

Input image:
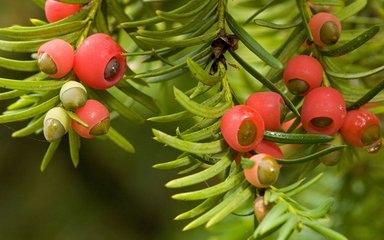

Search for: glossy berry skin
xmin=309 ymin=12 xmax=342 ymax=47
xmin=74 ymin=33 xmax=127 ymax=89
xmin=45 ymin=0 xmax=82 ymax=23
xmin=301 ymin=87 xmax=346 ymax=135
xmin=254 ymin=140 xmax=283 ymax=159
xmin=283 ymin=55 xmax=323 ymax=95
xmin=220 ymin=105 xmax=265 ymax=152
xmin=72 ymin=99 xmax=110 ymax=139
xmin=246 ymin=92 xmax=285 ymax=131
xmin=244 ymin=153 xmax=280 ymax=188
xmin=37 ymin=39 xmax=74 ymax=78
xmin=340 ymin=108 xmax=382 ymax=153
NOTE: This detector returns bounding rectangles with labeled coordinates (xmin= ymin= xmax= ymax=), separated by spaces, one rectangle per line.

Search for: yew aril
xmin=220 ymin=105 xmax=265 ymax=152
xmin=45 ymin=0 xmax=82 ymax=23
xmin=309 ymin=12 xmax=342 ymax=47
xmin=243 ymin=153 xmax=280 ymax=188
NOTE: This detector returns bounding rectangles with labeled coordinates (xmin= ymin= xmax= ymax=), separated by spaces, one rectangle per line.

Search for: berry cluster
xmin=40 ymin=1 xmax=127 ymax=142
xmin=220 ymin=11 xmax=382 ymax=191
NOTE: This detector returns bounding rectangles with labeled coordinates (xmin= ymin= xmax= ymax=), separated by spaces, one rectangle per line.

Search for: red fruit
xmin=301 ymin=87 xmax=346 ymax=135
xmin=72 ymin=99 xmax=110 ymax=139
xmin=246 ymin=92 xmax=286 ymax=131
xmin=220 ymin=105 xmax=265 ymax=152
xmin=45 ymin=0 xmax=82 ymax=23
xmin=74 ymin=33 xmax=127 ymax=89
xmin=253 ymin=140 xmax=283 ymax=159
xmin=243 ymin=154 xmax=280 ymax=188
xmin=283 ymin=55 xmax=323 ymax=95
xmin=340 ymin=108 xmax=382 ymax=153
xmin=309 ymin=12 xmax=342 ymax=47
xmin=37 ymin=39 xmax=74 ymax=78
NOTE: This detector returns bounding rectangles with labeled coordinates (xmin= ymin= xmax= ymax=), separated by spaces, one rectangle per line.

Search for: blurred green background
xmin=1 ymin=1 xmax=384 ymax=240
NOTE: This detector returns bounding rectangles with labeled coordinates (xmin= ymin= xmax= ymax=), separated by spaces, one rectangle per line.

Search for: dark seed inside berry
xmin=287 ymin=79 xmax=309 ymax=95
xmin=361 ymin=124 xmax=381 ymax=145
xmin=238 ymin=120 xmax=257 ymax=146
xmin=320 ymin=21 xmax=340 ymax=46
xmin=38 ymin=52 xmax=57 ymax=75
xmin=90 ymin=117 xmax=110 ymax=136
xmin=257 ymin=157 xmax=280 ymax=186
xmin=311 ymin=117 xmax=333 ymax=128
xmin=104 ymin=57 xmax=120 ymax=80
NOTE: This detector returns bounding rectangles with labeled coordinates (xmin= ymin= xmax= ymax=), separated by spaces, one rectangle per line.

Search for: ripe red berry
xmin=301 ymin=87 xmax=346 ymax=135
xmin=340 ymin=108 xmax=382 ymax=153
xmin=309 ymin=12 xmax=342 ymax=47
xmin=245 ymin=92 xmax=286 ymax=131
xmin=220 ymin=105 xmax=265 ymax=152
xmin=72 ymin=99 xmax=110 ymax=139
xmin=45 ymin=0 xmax=82 ymax=23
xmin=243 ymin=153 xmax=280 ymax=188
xmin=74 ymin=33 xmax=127 ymax=89
xmin=283 ymin=55 xmax=323 ymax=95
xmin=253 ymin=140 xmax=283 ymax=159
xmin=37 ymin=39 xmax=74 ymax=78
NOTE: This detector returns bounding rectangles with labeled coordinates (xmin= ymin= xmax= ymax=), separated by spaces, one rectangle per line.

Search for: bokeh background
xmin=1 ymin=1 xmax=384 ymax=240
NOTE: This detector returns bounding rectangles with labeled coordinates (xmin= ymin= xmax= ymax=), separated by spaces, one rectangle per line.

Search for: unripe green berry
xmin=60 ymin=81 xmax=87 ymax=110
xmin=43 ymin=107 xmax=70 ymax=142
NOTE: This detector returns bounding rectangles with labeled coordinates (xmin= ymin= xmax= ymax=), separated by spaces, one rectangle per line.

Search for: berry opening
xmin=320 ymin=21 xmax=340 ymax=45
xmin=310 ymin=116 xmax=333 ymax=128
xmin=38 ymin=52 xmax=57 ymax=75
xmin=104 ymin=57 xmax=121 ymax=80
xmin=287 ymin=79 xmax=309 ymax=95
xmin=238 ymin=120 xmax=257 ymax=146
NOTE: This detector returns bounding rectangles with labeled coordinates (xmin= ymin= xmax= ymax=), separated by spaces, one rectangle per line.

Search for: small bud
xmin=60 ymin=81 xmax=87 ymax=110
xmin=254 ymin=196 xmax=273 ymax=223
xmin=43 ymin=107 xmax=70 ymax=142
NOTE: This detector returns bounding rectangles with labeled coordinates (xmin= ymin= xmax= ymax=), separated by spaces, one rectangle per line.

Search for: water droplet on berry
xmin=363 ymin=139 xmax=382 ymax=154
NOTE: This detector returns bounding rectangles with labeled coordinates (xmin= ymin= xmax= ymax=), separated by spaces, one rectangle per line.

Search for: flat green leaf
xmin=285 ymin=173 xmax=323 ymax=197
xmin=153 ymin=155 xmax=194 ymax=170
xmin=156 ymin=0 xmax=211 ymax=21
xmin=115 ymin=83 xmax=160 ymax=113
xmin=303 ymin=220 xmax=348 ymax=240
xmin=253 ymin=18 xmax=302 ymax=29
xmin=0 ymin=96 xmax=59 ymax=123
xmin=0 ymin=90 xmax=28 ymax=100
xmin=164 ymin=151 xmax=232 ymax=188
xmin=263 ymin=131 xmax=334 ymax=144
xmin=68 ymin=127 xmax=80 ymax=168
xmin=0 ymin=78 xmax=66 ymax=91
xmin=299 ymin=198 xmax=334 ymax=219
xmin=40 ymin=139 xmax=61 ymax=172
xmin=275 ymin=178 xmax=306 ymax=193
xmin=172 ymin=172 xmax=244 ymax=200
xmin=174 ymin=87 xmax=231 ymax=119
xmin=175 ymin=196 xmax=222 ymax=220
xmin=226 ymin=13 xmax=282 ymax=69
xmin=187 ymin=58 xmax=221 ymax=86
xmin=179 ymin=120 xmax=221 ymax=142
xmin=153 ymin=129 xmax=227 ymax=155
xmin=55 ymin=0 xmax=92 ymax=4
xmin=147 ymin=111 xmax=192 ymax=123
xmin=182 ymin=182 xmax=251 ymax=230
xmin=326 ymin=64 xmax=384 ymax=79
xmin=206 ymin=184 xmax=253 ymax=228
xmin=136 ymin=30 xmax=220 ymax=48
xmin=11 ymin=114 xmax=44 ymax=137
xmin=276 ymin=215 xmax=298 ymax=240
xmin=276 ymin=145 xmax=347 ymax=164
xmin=0 ymin=57 xmax=38 ymax=72
xmin=105 ymin=127 xmax=135 ymax=153
xmin=347 ymin=79 xmax=384 ymax=110
xmin=177 ymin=162 xmax=202 ymax=175
xmin=254 ymin=208 xmax=291 ymax=238
xmin=66 ymin=111 xmax=89 ymax=128
xmin=310 ymin=0 xmax=344 ymax=6
xmin=321 ymin=25 xmax=380 ymax=57
xmin=230 ymin=50 xmax=300 ymax=117
xmin=334 ymin=0 xmax=367 ymax=21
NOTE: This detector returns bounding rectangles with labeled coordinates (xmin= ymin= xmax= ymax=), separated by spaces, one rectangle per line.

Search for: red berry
xmin=45 ymin=0 xmax=82 ymax=23
xmin=220 ymin=105 xmax=265 ymax=152
xmin=309 ymin=12 xmax=341 ymax=47
xmin=244 ymin=153 xmax=280 ymax=188
xmin=340 ymin=108 xmax=382 ymax=153
xmin=283 ymin=55 xmax=323 ymax=95
xmin=37 ymin=39 xmax=74 ymax=78
xmin=253 ymin=140 xmax=283 ymax=159
xmin=74 ymin=33 xmax=127 ymax=89
xmin=246 ymin=92 xmax=286 ymax=131
xmin=72 ymin=99 xmax=110 ymax=139
xmin=301 ymin=87 xmax=346 ymax=135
